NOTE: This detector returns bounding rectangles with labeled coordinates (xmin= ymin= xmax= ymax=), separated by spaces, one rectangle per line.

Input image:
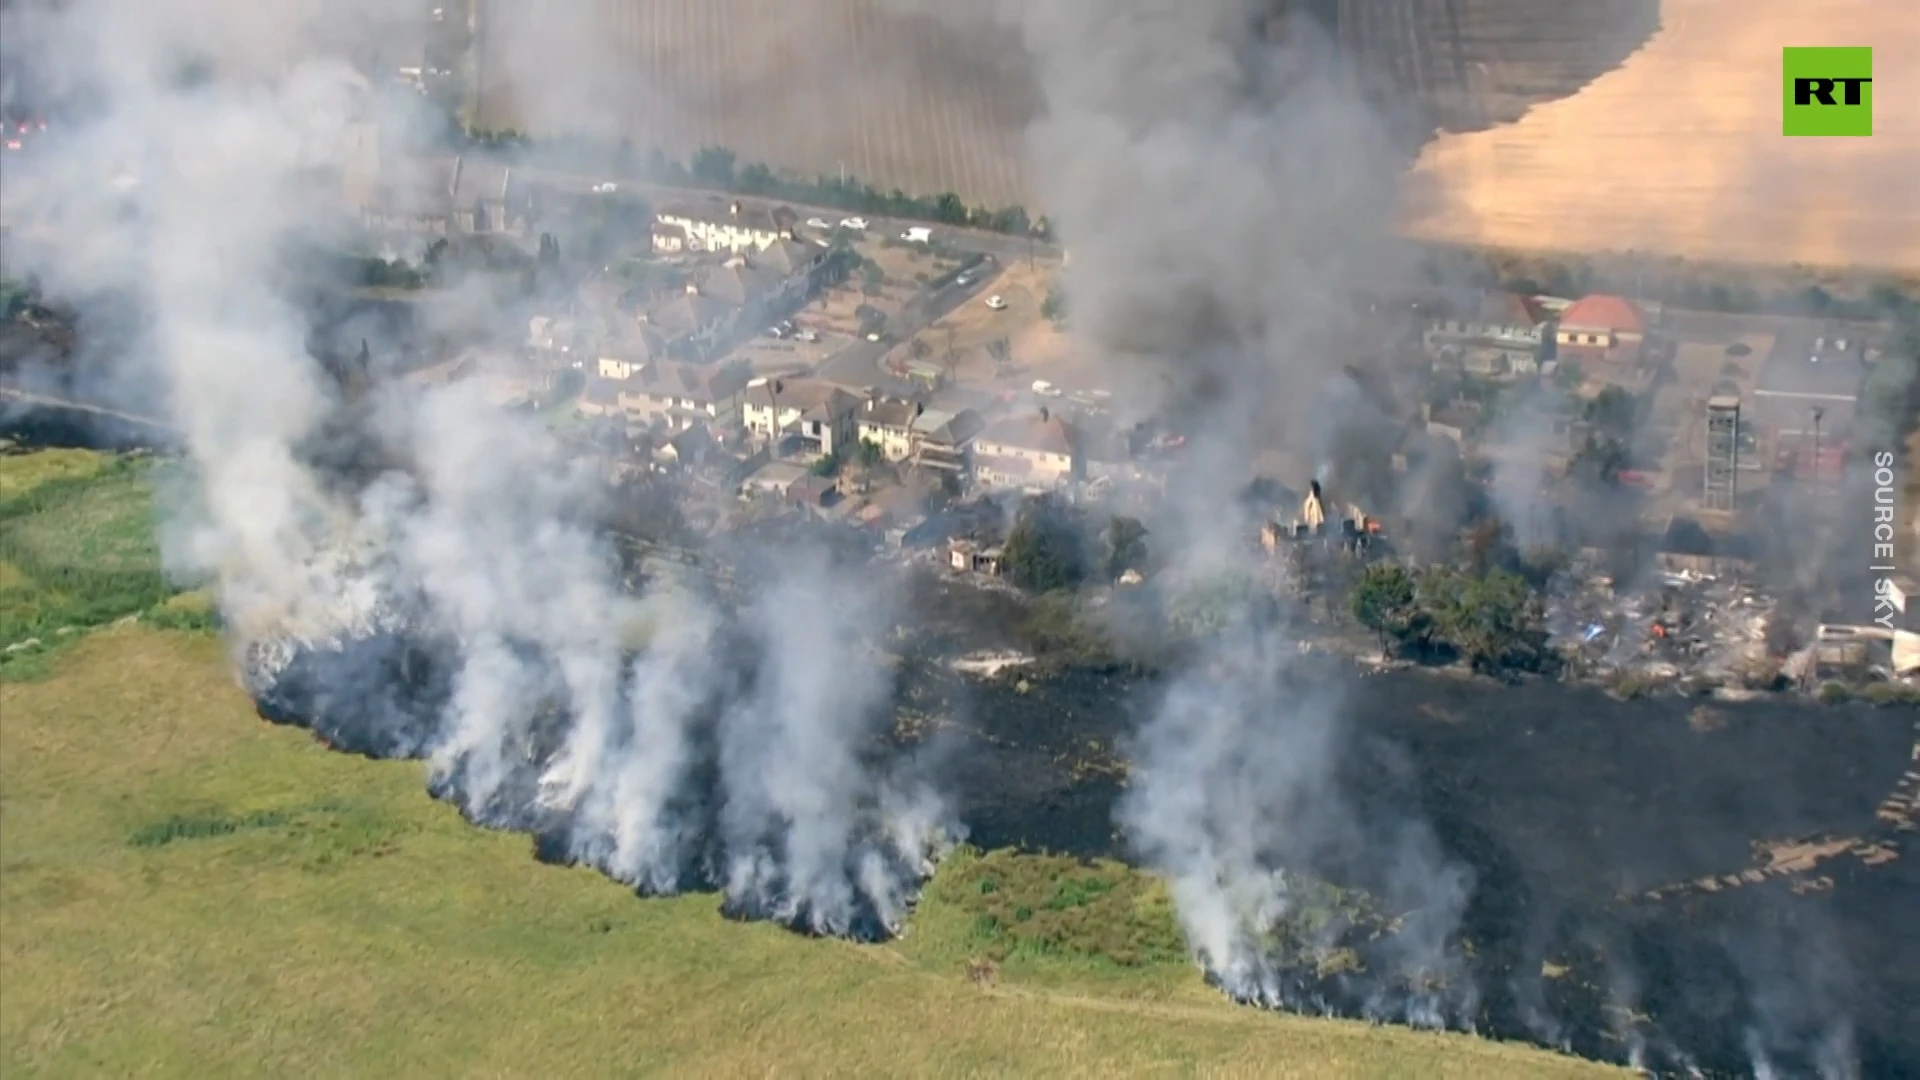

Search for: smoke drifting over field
xmin=1 ymin=0 xmax=953 ymax=941
xmin=925 ymin=0 xmax=1485 ymax=1019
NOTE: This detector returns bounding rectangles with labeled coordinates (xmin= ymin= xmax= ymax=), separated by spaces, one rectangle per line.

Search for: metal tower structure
xmin=1704 ymin=395 xmax=1740 ymax=512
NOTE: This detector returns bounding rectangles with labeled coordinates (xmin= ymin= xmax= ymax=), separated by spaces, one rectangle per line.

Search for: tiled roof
xmin=978 ymin=413 xmax=1079 ymax=456
xmin=1559 ymin=294 xmax=1644 ymax=334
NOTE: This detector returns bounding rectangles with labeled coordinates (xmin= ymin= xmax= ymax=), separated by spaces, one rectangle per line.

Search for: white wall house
xmin=654 ymin=201 xmax=798 ymax=255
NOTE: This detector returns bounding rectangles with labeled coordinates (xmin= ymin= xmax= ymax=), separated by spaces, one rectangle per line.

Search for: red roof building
xmin=1554 ymin=294 xmax=1646 ymax=365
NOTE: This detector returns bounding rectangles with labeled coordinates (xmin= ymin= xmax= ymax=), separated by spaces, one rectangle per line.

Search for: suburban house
xmin=654 ymin=200 xmax=799 ymax=255
xmin=651 ymin=221 xmax=689 ymax=255
xmin=752 ymin=238 xmax=831 ymax=305
xmin=639 ymin=290 xmax=735 ymax=359
xmin=1554 ymin=294 xmax=1646 ymax=367
xmin=742 ymin=378 xmax=864 ymax=458
xmin=973 ymin=409 xmax=1082 ymax=492
xmin=1424 ymin=291 xmax=1546 ymax=377
xmin=595 ymin=331 xmax=669 ymax=382
xmin=857 ymin=398 xmax=922 ymax=462
xmin=910 ymin=407 xmax=983 ymax=472
xmin=1753 ymin=328 xmax=1869 ymax=477
xmin=611 ymin=359 xmax=753 ymax=432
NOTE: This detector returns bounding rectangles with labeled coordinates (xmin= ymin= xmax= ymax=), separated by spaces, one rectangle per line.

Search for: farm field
xmin=476 ymin=0 xmax=1033 ymax=209
xmin=1403 ymin=0 xmax=1920 ymax=272
xmin=0 ymin=449 xmax=1623 ymax=1078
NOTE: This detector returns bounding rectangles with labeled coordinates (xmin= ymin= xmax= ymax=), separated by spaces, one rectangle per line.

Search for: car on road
xmin=840 ymin=217 xmax=869 ymax=231
xmin=591 ymin=182 xmax=618 ymax=194
xmin=806 ymin=217 xmax=831 ymax=229
xmin=955 ymin=271 xmax=975 ymax=286
xmin=900 ymin=226 xmax=933 ymax=244
xmin=985 ymin=294 xmax=1007 ymax=311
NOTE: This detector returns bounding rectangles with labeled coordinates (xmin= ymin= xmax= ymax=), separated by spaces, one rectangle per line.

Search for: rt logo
xmin=1783 ymin=47 xmax=1873 ymax=136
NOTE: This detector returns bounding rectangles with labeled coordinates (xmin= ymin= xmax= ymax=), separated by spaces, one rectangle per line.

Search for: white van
xmin=900 ymin=226 xmax=933 ymax=244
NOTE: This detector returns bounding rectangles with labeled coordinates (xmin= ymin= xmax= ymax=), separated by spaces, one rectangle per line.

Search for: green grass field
xmin=0 ymin=449 xmax=212 ymax=680
xmin=0 ymin=451 xmax=1621 ymax=1077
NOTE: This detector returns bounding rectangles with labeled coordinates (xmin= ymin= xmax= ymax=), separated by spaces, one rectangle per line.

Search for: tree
xmin=933 ymin=192 xmax=967 ymax=225
xmin=1583 ymin=385 xmax=1637 ymax=439
xmin=856 ymin=438 xmax=884 ymax=469
xmin=860 ymin=261 xmax=885 ymax=296
xmin=690 ymin=146 xmax=736 ymax=188
xmin=1040 ymin=288 xmax=1067 ymax=326
xmin=810 ymin=449 xmax=842 ymax=477
xmin=1349 ymin=562 xmax=1417 ymax=654
xmin=1551 ymin=358 xmax=1583 ymax=391
xmin=1002 ymin=494 xmax=1086 ymax=592
xmin=910 ymin=338 xmax=932 ymax=362
xmin=986 ymin=337 xmax=1011 ymax=372
xmin=1420 ymin=568 xmax=1545 ymax=672
xmin=1102 ymin=515 xmax=1148 ymax=580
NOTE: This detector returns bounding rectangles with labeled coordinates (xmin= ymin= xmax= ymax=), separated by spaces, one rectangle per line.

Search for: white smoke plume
xmin=1 ymin=0 xmax=953 ymax=940
xmin=902 ymin=0 xmax=1485 ymax=1020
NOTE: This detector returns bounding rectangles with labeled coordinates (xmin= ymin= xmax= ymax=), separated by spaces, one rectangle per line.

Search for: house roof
xmin=758 ymin=379 xmax=860 ymax=418
xmin=583 ymin=377 xmax=621 ymax=407
xmin=1479 ymin=291 xmax=1544 ymax=327
xmin=632 ymin=359 xmax=752 ymax=403
xmin=693 ymin=262 xmax=771 ymax=307
xmin=754 ymin=238 xmax=818 ymax=277
xmin=450 ymin=154 xmax=511 ymax=204
xmin=978 ymin=413 xmax=1079 ymax=456
xmin=913 ymin=407 xmax=983 ymax=445
xmin=1558 ymin=294 xmax=1645 ymax=334
xmin=600 ymin=328 xmax=668 ymax=364
xmin=860 ymin=398 xmax=920 ymax=430
xmin=644 ymin=293 xmax=730 ymax=339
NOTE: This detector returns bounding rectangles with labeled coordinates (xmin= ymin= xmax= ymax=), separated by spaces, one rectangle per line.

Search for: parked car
xmin=840 ymin=217 xmax=869 ymax=231
xmin=985 ymin=294 xmax=1007 ymax=311
xmin=955 ymin=272 xmax=974 ymax=286
xmin=900 ymin=226 xmax=932 ymax=243
xmin=1031 ymin=379 xmax=1062 ymax=397
xmin=591 ymin=182 xmax=618 ymax=194
xmin=806 ymin=217 xmax=831 ymax=229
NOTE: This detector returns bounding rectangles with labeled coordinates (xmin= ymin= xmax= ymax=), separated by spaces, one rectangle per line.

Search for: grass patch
xmin=0 ymin=627 xmax=1624 ymax=1077
xmin=0 ymin=450 xmax=211 ymax=680
xmin=910 ymin=848 xmax=1188 ymax=973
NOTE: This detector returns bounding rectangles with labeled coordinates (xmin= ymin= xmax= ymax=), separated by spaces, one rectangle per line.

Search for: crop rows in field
xmin=1403 ymin=0 xmax=1920 ymax=272
xmin=476 ymin=0 xmax=1034 ymax=209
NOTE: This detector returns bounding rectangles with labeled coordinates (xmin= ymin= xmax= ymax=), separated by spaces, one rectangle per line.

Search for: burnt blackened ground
xmin=253 ymin=570 xmax=1916 ymax=1076
xmin=918 ymin=638 xmax=1917 ymax=1076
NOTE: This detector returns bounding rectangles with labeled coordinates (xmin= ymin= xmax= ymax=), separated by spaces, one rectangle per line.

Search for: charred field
xmin=254 ymin=569 xmax=1920 ymax=1078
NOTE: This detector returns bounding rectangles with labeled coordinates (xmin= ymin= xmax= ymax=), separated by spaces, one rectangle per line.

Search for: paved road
xmin=516 ymin=166 xmax=1060 ymax=264
xmin=814 ymin=254 xmax=1002 ymax=393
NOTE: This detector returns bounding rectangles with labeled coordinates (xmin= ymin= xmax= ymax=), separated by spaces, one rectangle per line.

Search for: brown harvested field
xmin=475 ymin=0 xmax=1033 ymax=208
xmin=479 ymin=0 xmax=1918 ymax=272
xmin=1402 ymin=0 xmax=1920 ymax=272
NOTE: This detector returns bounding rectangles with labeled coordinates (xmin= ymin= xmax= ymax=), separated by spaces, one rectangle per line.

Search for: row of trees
xmin=1349 ymin=561 xmax=1551 ymax=674
xmin=1417 ymin=244 xmax=1916 ymax=321
xmin=464 ymin=130 xmax=1050 ymax=243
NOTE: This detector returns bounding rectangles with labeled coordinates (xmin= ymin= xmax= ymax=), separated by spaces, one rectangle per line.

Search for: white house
xmin=973 ymin=409 xmax=1081 ymax=493
xmin=654 ymin=200 xmax=799 ymax=255
xmin=743 ymin=378 xmax=864 ymax=459
xmin=613 ymin=359 xmax=753 ymax=432
xmin=857 ymin=398 xmax=922 ymax=462
xmin=1424 ymin=291 xmax=1546 ymax=378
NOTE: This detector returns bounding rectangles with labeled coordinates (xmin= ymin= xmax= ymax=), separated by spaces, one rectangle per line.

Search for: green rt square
xmin=1783 ymin=47 xmax=1873 ymax=136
